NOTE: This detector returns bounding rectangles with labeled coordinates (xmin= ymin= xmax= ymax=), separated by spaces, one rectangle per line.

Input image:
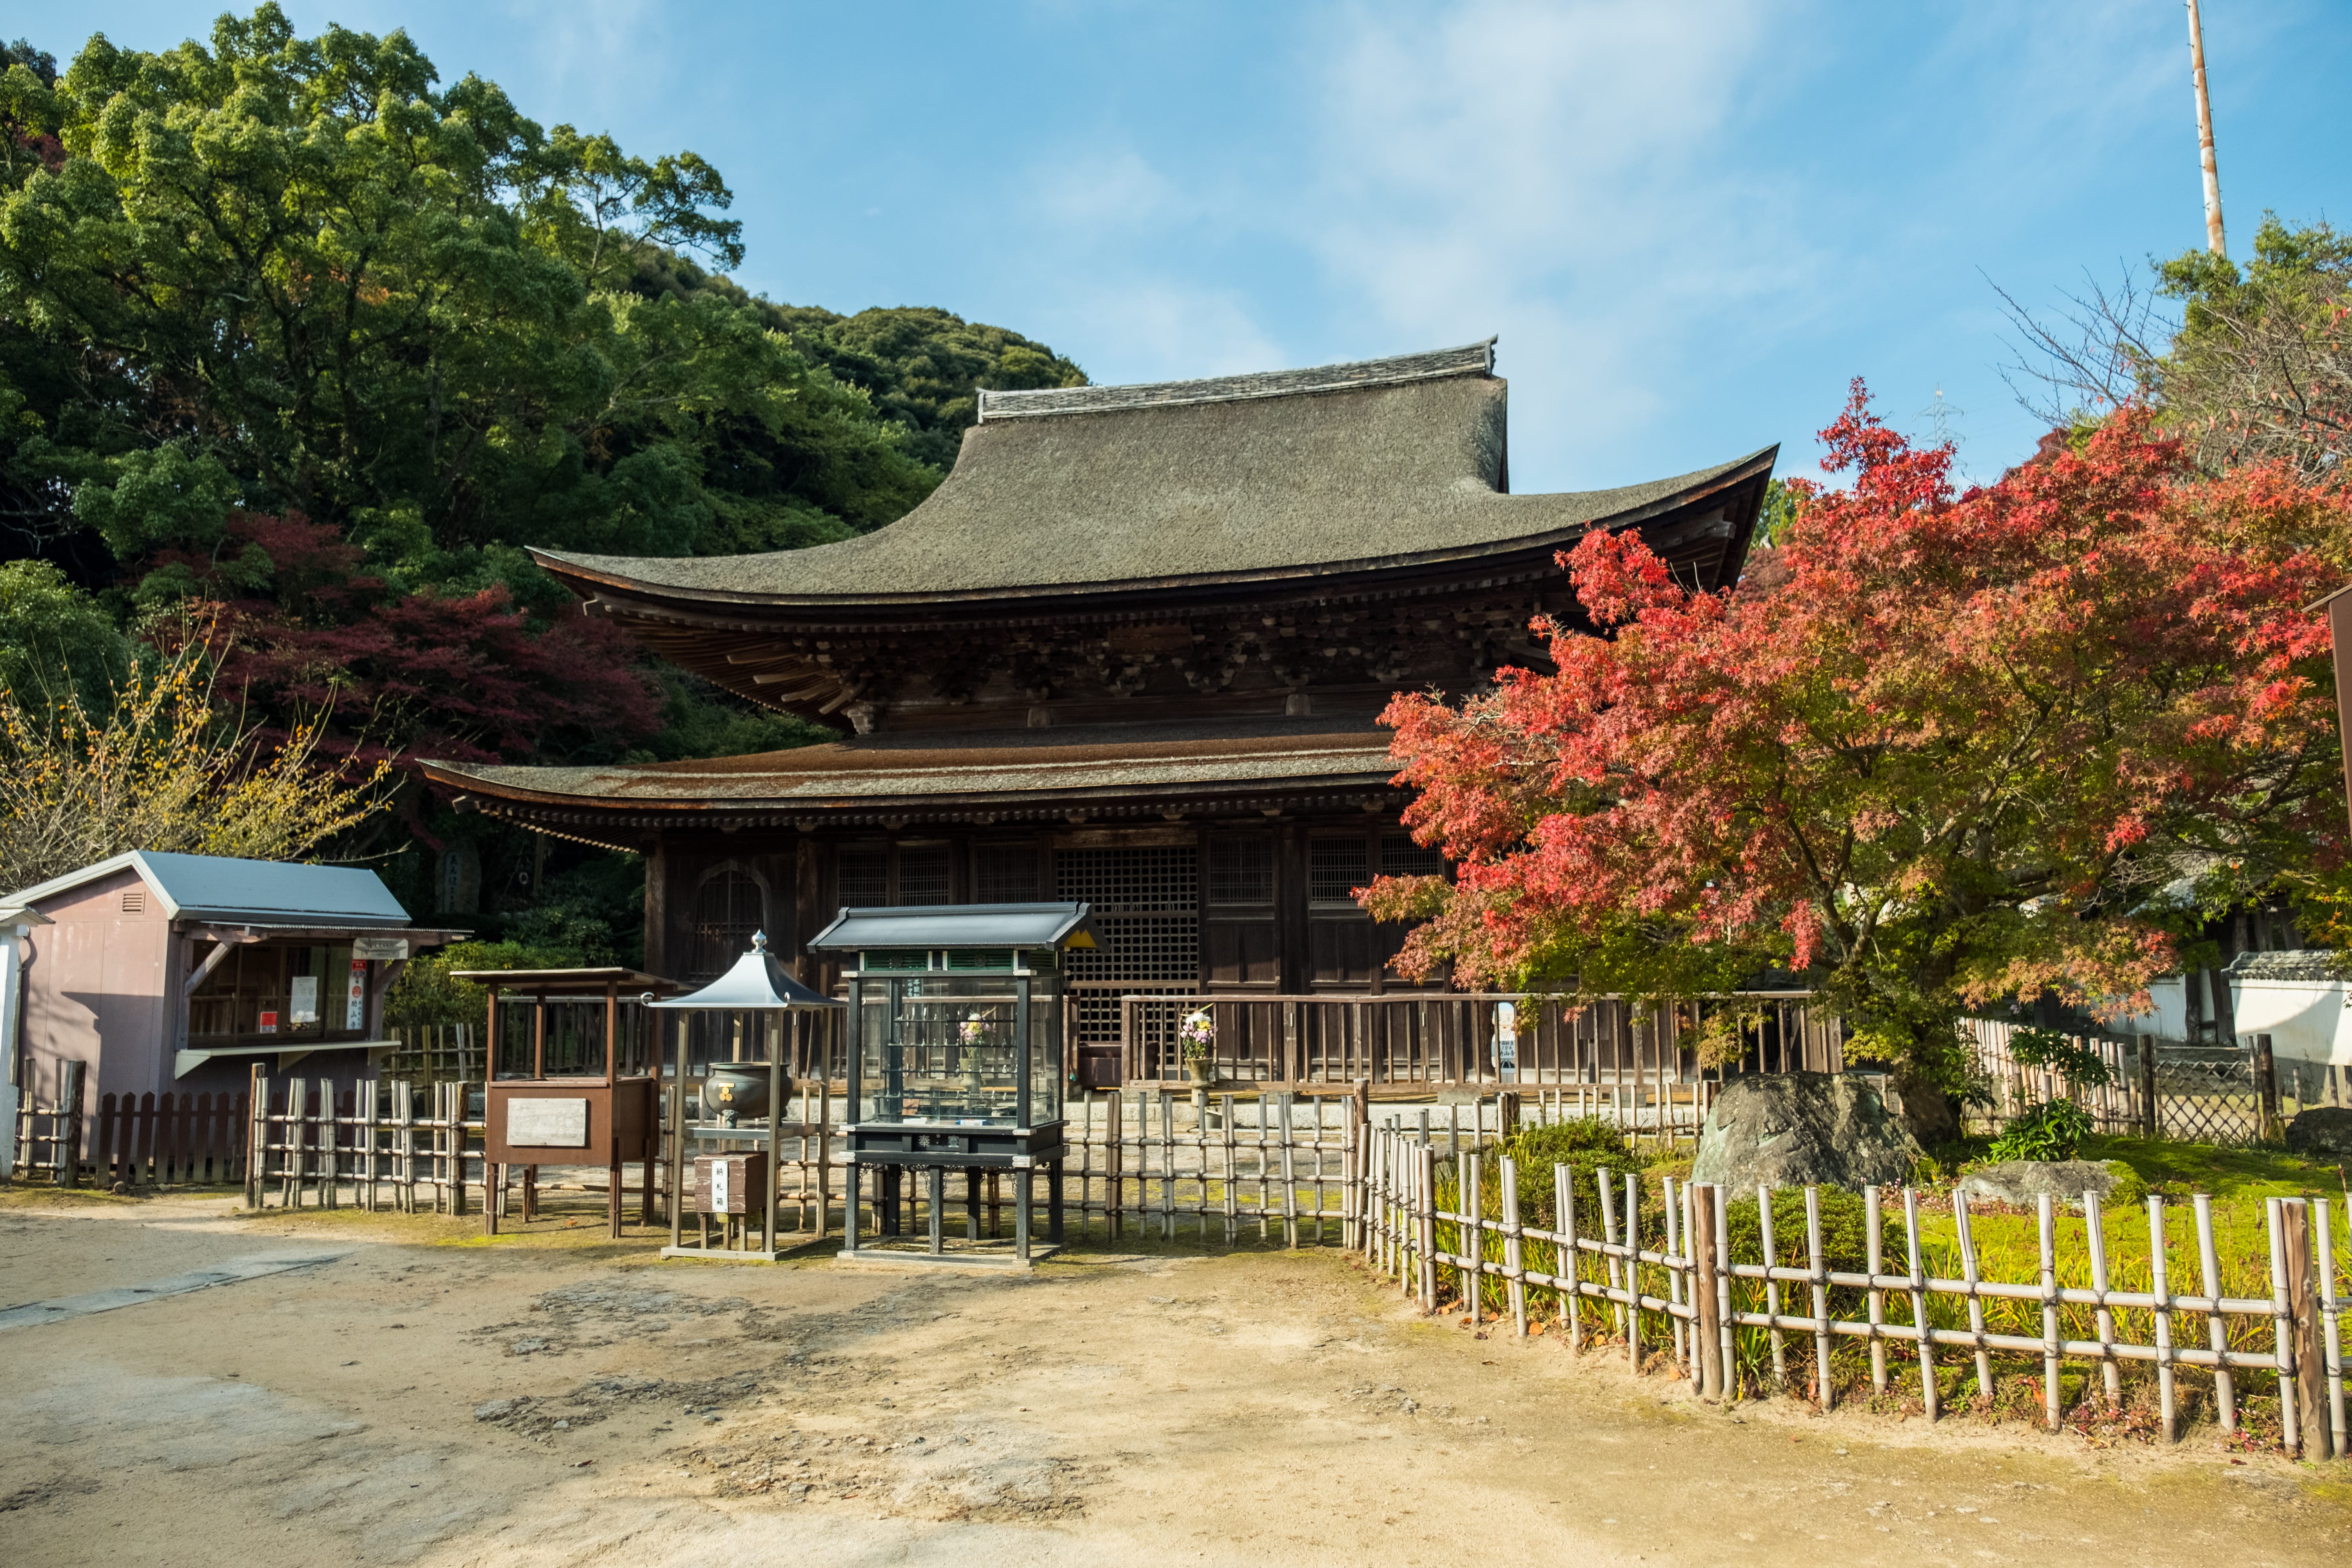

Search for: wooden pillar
xmin=2253 ymin=1033 xmax=2281 ymax=1138
xmin=2139 ymin=1032 xmax=2160 ymax=1138
xmin=59 ymin=1058 xmax=85 ymax=1188
xmin=1691 ymin=1183 xmax=1725 ymax=1399
xmin=2281 ymin=1201 xmax=2332 ymax=1458
xmin=1275 ymin=820 xmax=1308 ymax=997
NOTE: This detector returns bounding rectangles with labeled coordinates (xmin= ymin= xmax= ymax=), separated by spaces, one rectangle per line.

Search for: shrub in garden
xmin=1987 ymin=1098 xmax=2095 ymax=1162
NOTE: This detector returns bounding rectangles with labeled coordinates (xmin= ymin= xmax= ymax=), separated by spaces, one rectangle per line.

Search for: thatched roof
xmin=535 ymin=341 xmax=1773 ymax=605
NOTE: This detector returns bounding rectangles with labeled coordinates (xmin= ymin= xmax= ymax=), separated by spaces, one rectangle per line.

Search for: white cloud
xmin=1025 ymin=278 xmax=1288 ymax=386
xmin=1291 ymin=0 xmax=1817 ymax=479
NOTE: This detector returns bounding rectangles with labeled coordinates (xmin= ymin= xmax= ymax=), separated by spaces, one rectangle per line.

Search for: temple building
xmin=424 ymin=341 xmax=1773 ymax=1059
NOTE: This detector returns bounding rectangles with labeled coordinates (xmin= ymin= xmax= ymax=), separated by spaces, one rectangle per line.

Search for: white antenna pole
xmin=2187 ymin=0 xmax=2225 ymax=256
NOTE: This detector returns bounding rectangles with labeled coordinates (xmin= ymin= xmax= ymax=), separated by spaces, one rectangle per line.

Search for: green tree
xmin=0 ymin=6 xmax=941 ymax=606
xmin=2150 ymin=216 xmax=2352 ymax=489
xmin=0 ymin=557 xmax=129 ymax=710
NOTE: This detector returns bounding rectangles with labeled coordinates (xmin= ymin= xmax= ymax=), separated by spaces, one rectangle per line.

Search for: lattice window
xmin=1379 ymin=833 xmax=1444 ymax=879
xmin=898 ymin=846 xmax=951 ymax=905
xmin=1207 ymin=834 xmax=1273 ymax=905
xmin=691 ymin=867 xmax=764 ymax=979
xmin=1056 ymin=847 xmax=1198 ymax=976
xmin=1309 ymin=836 xmax=1371 ymax=905
xmin=838 ymin=847 xmax=887 ymax=910
xmin=975 ymin=844 xmax=1040 ymax=904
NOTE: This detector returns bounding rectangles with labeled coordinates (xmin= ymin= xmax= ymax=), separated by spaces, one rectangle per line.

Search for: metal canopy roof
xmin=648 ymin=934 xmax=843 ymax=1010
xmin=806 ymin=902 xmax=1099 ymax=952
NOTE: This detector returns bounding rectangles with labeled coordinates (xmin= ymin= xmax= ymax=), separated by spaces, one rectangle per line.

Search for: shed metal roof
xmin=6 ymin=850 xmax=416 ymax=929
xmin=807 ymin=903 xmax=1100 ymax=952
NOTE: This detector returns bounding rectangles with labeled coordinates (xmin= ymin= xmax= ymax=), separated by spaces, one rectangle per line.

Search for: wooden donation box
xmin=693 ymin=1152 xmax=768 ymax=1215
xmin=460 ymin=967 xmax=681 ymax=1240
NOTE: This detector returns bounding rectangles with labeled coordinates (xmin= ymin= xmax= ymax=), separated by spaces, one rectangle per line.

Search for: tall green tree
xmin=0 ymin=5 xmax=941 ymax=606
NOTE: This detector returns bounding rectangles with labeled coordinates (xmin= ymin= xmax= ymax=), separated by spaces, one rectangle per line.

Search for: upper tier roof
xmin=535 ymin=340 xmax=1772 ymax=606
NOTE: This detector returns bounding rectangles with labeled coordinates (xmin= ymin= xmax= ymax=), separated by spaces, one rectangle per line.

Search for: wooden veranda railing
xmin=1116 ymin=991 xmax=1844 ymax=1089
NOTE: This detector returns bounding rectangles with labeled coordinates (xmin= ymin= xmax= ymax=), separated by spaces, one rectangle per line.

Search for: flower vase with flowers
xmin=958 ymin=1014 xmax=992 ymax=1099
xmin=1178 ymin=1009 xmax=1215 ymax=1085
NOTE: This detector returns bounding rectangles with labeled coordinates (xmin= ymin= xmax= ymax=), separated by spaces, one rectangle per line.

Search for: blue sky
xmin=49 ymin=2 xmax=2352 ymax=494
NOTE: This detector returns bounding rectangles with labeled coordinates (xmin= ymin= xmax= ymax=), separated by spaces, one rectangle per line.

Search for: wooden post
xmin=2253 ymin=1034 xmax=2281 ymax=1140
xmin=669 ymin=1018 xmax=688 ymax=1250
xmin=2281 ymin=1200 xmax=2331 ymax=1458
xmin=2138 ymin=1032 xmax=2160 ymax=1137
xmin=244 ymin=1065 xmax=265 ymax=1209
xmin=57 ymin=1059 xmax=84 ymax=1189
xmin=1691 ymin=1182 xmax=1725 ymax=1399
xmin=450 ymin=1080 xmax=468 ymax=1218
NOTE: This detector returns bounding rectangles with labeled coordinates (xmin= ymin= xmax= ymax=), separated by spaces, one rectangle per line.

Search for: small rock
xmin=1956 ymin=1160 xmax=2128 ymax=1210
xmin=2286 ymin=1106 xmax=2352 ymax=1157
xmin=510 ymin=1337 xmax=550 ymax=1355
xmin=473 ymin=1399 xmax=517 ymax=1421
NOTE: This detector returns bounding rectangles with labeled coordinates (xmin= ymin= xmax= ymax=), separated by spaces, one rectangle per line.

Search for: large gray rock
xmin=1691 ymin=1072 xmax=1923 ymax=1193
xmin=2286 ymin=1106 xmax=2352 ymax=1156
xmin=1956 ymin=1160 xmax=2127 ymax=1209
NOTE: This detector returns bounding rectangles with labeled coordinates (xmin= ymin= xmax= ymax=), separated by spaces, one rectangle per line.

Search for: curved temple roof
xmin=535 ymin=340 xmax=1773 ymax=606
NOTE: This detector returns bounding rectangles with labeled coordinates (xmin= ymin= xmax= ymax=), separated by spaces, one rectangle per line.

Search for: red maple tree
xmin=1367 ymin=387 xmax=2350 ymax=1130
xmin=149 ymin=512 xmax=661 ymax=775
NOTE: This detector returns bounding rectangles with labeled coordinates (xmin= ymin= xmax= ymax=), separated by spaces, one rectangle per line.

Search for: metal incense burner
xmin=809 ymin=902 xmax=1096 ymax=1268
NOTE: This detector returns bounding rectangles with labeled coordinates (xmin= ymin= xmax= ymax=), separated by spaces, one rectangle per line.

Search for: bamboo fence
xmin=1359 ymin=1120 xmax=2349 ymax=1459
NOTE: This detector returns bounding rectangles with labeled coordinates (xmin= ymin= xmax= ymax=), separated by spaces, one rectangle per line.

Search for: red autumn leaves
xmin=1368 ymin=386 xmax=2349 ymax=1026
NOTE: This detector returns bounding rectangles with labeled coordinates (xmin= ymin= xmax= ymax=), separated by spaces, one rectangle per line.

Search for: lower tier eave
xmin=450 ymin=777 xmax=1408 ymax=853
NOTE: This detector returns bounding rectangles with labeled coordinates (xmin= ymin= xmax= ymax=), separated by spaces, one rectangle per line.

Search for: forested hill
xmin=0 ymin=11 xmax=1084 ymax=775
xmin=0 ymin=9 xmax=1085 ymax=941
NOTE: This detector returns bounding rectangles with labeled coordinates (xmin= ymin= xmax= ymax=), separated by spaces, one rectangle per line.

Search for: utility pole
xmin=2187 ymin=0 xmax=2225 ymax=256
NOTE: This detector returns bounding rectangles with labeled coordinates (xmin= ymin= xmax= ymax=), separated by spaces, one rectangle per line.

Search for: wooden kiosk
xmin=650 ymin=933 xmax=844 ymax=1262
xmin=465 ymin=967 xmax=683 ymax=1238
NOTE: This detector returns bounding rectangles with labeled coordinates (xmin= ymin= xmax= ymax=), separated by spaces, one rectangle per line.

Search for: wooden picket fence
xmin=91 ymin=1088 xmax=250 ymax=1187
xmin=1360 ymin=1120 xmax=2349 ymax=1459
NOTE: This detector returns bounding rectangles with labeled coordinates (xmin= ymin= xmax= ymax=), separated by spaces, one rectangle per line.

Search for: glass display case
xmin=852 ymin=958 xmax=1062 ymax=1134
xmin=809 ymin=903 xmax=1098 ymax=1265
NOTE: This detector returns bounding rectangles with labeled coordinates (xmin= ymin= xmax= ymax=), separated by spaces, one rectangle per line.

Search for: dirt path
xmin=2 ymin=1189 xmax=2346 ymax=1566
